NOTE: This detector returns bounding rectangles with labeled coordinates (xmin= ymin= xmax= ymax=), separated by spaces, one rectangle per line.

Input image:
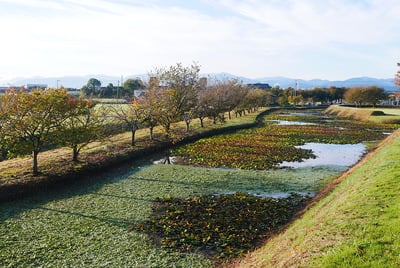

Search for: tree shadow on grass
xmin=0 ymin=151 xmax=216 ymax=224
xmin=37 ymin=206 xmax=137 ymax=228
xmin=0 ymin=154 xmax=161 ymax=223
xmin=90 ymin=192 xmax=153 ymax=202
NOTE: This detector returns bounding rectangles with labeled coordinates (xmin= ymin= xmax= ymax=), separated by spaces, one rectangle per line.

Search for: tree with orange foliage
xmin=57 ymin=97 xmax=104 ymax=161
xmin=0 ymin=89 xmax=74 ymax=175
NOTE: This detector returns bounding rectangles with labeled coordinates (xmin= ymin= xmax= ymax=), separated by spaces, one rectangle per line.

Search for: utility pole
xmin=117 ymin=80 xmax=120 ymax=99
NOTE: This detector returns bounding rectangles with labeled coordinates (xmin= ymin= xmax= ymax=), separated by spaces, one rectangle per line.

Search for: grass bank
xmin=326 ymin=105 xmax=400 ymax=123
xmin=233 ymin=127 xmax=400 ymax=267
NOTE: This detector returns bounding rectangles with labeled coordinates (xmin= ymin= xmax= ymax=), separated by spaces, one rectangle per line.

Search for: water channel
xmin=264 ymin=113 xmax=367 ymax=169
xmin=0 ymin=109 xmax=383 ymax=267
xmin=148 ymin=111 xmax=371 ymax=198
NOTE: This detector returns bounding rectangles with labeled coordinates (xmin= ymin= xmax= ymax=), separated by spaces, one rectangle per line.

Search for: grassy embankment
xmin=326 ymin=105 xmax=400 ymax=123
xmin=0 ymin=107 xmax=266 ymax=200
xmin=234 ymin=106 xmax=400 ymax=267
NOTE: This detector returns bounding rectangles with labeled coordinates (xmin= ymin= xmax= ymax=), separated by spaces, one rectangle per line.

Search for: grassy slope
xmin=235 ymin=109 xmax=400 ymax=267
xmin=326 ymin=105 xmax=400 ymax=123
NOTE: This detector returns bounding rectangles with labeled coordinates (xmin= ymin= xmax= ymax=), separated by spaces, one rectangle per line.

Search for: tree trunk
xmin=131 ymin=127 xmax=136 ymax=146
xmin=32 ymin=150 xmax=39 ymax=176
xmin=164 ymin=123 xmax=171 ymax=138
xmin=199 ymin=118 xmax=204 ymax=128
xmin=72 ymin=145 xmax=79 ymax=162
xmin=149 ymin=127 xmax=154 ymax=140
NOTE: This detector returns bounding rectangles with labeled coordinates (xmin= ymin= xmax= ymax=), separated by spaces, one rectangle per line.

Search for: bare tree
xmin=109 ymin=101 xmax=144 ymax=146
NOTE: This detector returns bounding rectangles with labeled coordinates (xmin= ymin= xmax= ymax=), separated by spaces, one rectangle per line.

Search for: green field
xmin=0 ymin=163 xmax=338 ymax=267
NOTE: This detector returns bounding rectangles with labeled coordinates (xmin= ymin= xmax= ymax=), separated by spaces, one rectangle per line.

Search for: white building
xmin=25 ymin=84 xmax=47 ymax=90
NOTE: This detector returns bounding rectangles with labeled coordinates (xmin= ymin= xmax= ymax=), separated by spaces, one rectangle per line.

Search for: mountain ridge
xmin=2 ymin=74 xmax=397 ymax=91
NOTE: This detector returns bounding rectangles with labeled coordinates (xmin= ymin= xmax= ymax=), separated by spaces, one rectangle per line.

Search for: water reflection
xmin=213 ymin=191 xmax=315 ymax=199
xmin=153 ymin=156 xmax=178 ymax=164
xmin=280 ymin=142 xmax=366 ymax=169
xmin=279 ymin=112 xmax=323 ymax=117
xmin=268 ymin=120 xmax=316 ymax=125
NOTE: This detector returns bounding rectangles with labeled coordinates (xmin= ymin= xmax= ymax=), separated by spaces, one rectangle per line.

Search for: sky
xmin=0 ymin=0 xmax=399 ymax=82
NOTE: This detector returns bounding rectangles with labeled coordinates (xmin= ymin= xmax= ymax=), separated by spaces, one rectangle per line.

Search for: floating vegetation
xmin=136 ymin=192 xmax=310 ymax=259
xmin=172 ymin=109 xmax=397 ymax=170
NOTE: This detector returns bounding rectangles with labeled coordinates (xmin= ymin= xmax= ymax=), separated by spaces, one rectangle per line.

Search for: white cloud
xmin=0 ymin=0 xmax=399 ymax=81
xmin=216 ymin=0 xmax=399 ymax=46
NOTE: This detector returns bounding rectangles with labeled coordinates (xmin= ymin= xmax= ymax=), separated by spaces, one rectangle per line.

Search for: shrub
xmin=370 ymin=110 xmax=385 ymax=116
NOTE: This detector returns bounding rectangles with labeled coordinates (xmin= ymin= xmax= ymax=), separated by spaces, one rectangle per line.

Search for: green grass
xmin=311 ymin=133 xmax=400 ymax=267
xmin=368 ymin=107 xmax=400 ymax=123
xmin=326 ymin=105 xmax=400 ymax=123
xmin=237 ymin=130 xmax=400 ymax=267
xmin=0 ymin=162 xmax=339 ymax=267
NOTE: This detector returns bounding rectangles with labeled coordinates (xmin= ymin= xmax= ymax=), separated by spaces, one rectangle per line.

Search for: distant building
xmin=25 ymin=84 xmax=47 ymax=90
xmin=134 ymin=89 xmax=147 ymax=98
xmin=199 ymin=77 xmax=207 ymax=89
xmin=247 ymin=83 xmax=271 ymax=90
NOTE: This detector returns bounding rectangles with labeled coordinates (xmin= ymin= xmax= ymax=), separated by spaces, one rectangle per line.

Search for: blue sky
xmin=0 ymin=0 xmax=399 ymax=81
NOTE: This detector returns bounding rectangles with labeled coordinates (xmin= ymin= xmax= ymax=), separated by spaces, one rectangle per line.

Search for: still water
xmin=280 ymin=142 xmax=366 ymax=169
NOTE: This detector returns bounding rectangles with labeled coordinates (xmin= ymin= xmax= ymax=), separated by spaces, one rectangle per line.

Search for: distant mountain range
xmin=256 ymin=76 xmax=397 ymax=91
xmin=2 ymin=73 xmax=398 ymax=91
xmin=210 ymin=73 xmax=397 ymax=91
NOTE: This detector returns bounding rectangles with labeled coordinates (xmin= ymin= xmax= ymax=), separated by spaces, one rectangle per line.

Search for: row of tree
xmin=0 ymin=89 xmax=101 ymax=175
xmin=0 ymin=63 xmax=268 ymax=176
xmin=343 ymin=86 xmax=387 ymax=107
xmin=81 ymin=78 xmax=145 ymax=98
xmin=269 ymin=85 xmax=387 ymax=106
xmin=109 ymin=63 xmax=268 ymax=145
xmin=1 ymin=62 xmax=394 ymax=176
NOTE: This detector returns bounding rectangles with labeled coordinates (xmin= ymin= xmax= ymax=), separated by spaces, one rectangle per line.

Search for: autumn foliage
xmin=0 ymin=89 xmax=101 ymax=174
